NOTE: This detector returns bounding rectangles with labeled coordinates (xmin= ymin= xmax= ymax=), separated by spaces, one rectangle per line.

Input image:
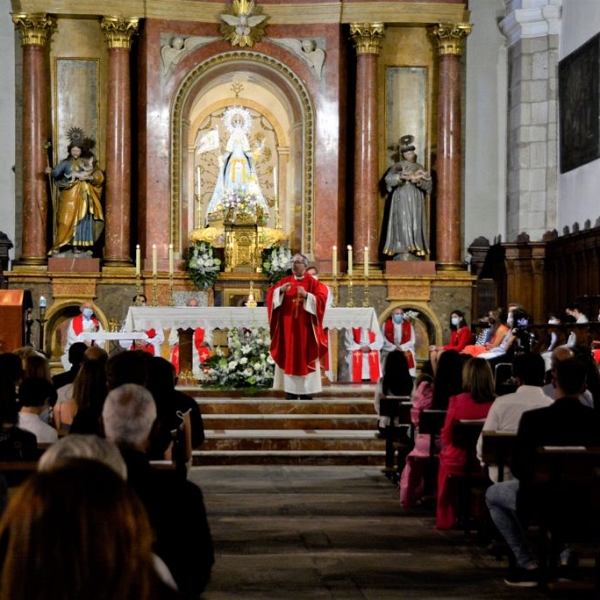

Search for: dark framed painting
xmin=559 ymin=33 xmax=600 ymax=173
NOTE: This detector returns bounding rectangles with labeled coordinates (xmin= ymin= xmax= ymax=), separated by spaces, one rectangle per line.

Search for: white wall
xmin=558 ymin=0 xmax=600 ymax=232
xmin=0 ymin=3 xmax=15 ymax=262
xmin=464 ymin=0 xmax=507 ymax=255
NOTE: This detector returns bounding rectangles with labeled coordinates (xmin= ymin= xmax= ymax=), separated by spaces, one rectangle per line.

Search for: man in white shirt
xmin=477 ymin=352 xmax=552 ymax=482
xmin=18 ymin=378 xmax=59 ymax=444
xmin=566 ymin=303 xmax=588 ymax=324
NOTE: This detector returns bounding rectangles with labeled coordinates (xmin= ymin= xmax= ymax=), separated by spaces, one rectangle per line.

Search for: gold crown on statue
xmin=399 ymin=134 xmax=415 ymax=153
xmin=67 ymin=127 xmax=95 ymax=154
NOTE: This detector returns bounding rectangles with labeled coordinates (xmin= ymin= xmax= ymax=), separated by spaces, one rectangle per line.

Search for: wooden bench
xmin=378 ymin=395 xmax=413 ymax=474
xmin=414 ymin=409 xmax=447 ymax=494
xmin=480 ymin=431 xmax=517 ymax=483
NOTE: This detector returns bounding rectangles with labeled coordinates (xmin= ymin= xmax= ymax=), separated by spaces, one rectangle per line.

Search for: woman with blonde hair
xmin=0 ymin=460 xmax=185 ymax=599
xmin=436 ymin=357 xmax=495 ymax=529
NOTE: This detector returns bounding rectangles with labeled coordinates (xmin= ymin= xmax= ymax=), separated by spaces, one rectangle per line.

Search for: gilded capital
xmin=349 ymin=23 xmax=385 ymax=55
xmin=12 ymin=14 xmax=56 ymax=46
xmin=429 ymin=23 xmax=472 ymax=56
xmin=101 ymin=17 xmax=139 ymax=50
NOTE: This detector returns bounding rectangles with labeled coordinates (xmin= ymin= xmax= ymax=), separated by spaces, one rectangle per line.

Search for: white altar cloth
xmin=124 ymin=307 xmax=380 ymax=334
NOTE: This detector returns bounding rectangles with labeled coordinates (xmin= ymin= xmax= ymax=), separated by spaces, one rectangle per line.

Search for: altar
xmin=124 ymin=306 xmax=380 ymax=381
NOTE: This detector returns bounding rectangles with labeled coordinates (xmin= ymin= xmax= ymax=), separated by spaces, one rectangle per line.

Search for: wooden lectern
xmin=0 ymin=290 xmax=33 ymax=352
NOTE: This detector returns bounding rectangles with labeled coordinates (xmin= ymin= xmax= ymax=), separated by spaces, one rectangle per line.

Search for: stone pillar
xmin=349 ymin=23 xmax=384 ymax=270
xmin=500 ymin=1 xmax=561 ymax=241
xmin=101 ymin=17 xmax=138 ymax=267
xmin=430 ymin=23 xmax=472 ymax=271
xmin=12 ymin=14 xmax=55 ymax=265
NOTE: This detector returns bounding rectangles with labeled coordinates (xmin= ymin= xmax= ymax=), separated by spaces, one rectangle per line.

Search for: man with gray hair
xmin=266 ymin=252 xmax=329 ymax=399
xmin=102 ymin=384 xmax=214 ymax=597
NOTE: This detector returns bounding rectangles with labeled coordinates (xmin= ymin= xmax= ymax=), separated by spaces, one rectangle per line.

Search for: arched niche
xmin=170 ymin=51 xmax=315 ymax=257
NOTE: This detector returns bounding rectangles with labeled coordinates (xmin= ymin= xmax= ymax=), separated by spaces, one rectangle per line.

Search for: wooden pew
xmin=530 ymin=446 xmax=600 ymax=591
xmin=378 ymin=395 xmax=413 ymax=475
xmin=481 ymin=431 xmax=517 ymax=483
xmin=415 ymin=409 xmax=447 ymax=494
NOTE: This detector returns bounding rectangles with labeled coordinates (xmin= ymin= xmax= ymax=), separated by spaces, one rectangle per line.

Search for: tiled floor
xmin=190 ymin=465 xmax=591 ymax=600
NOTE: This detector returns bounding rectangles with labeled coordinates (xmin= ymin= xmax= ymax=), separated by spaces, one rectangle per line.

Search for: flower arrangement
xmin=186 ymin=241 xmax=222 ymax=289
xmin=217 ymin=187 xmax=260 ymax=219
xmin=261 ymin=244 xmax=292 ymax=284
xmin=196 ymin=326 xmax=275 ymax=389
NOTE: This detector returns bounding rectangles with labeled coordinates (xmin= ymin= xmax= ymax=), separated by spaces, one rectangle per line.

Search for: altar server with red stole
xmin=382 ymin=307 xmax=416 ymax=377
xmin=345 ymin=327 xmax=384 ymax=383
xmin=62 ymin=301 xmax=105 ymax=369
xmin=267 ymin=253 xmax=329 ymax=400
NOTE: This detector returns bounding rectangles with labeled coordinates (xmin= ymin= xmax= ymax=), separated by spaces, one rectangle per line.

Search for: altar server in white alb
xmin=62 ymin=301 xmax=105 ymax=369
xmin=345 ymin=327 xmax=384 ymax=383
xmin=381 ymin=307 xmax=417 ymax=378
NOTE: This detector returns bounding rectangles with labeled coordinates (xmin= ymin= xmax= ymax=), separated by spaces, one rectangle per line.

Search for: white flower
xmin=239 ymin=357 xmax=248 ymax=365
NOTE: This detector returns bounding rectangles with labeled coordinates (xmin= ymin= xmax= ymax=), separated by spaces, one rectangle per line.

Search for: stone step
xmin=203 ymin=413 xmax=375 ymax=430
xmin=181 ymin=383 xmax=376 ymax=400
xmin=192 ymin=449 xmax=385 ymax=466
xmin=196 ymin=398 xmax=377 ymax=416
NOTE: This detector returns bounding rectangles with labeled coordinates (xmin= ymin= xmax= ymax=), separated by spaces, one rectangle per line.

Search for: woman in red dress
xmin=436 ymin=357 xmax=495 ymax=529
xmin=429 ymin=310 xmax=472 ymax=372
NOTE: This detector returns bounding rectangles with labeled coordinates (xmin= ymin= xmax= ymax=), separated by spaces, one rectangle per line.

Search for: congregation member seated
xmin=17 ymin=378 xmax=58 ymax=444
xmin=102 ymin=383 xmax=214 ymax=597
xmin=54 ymin=358 xmax=107 ymax=436
xmin=0 ymin=353 xmax=37 ymax=461
xmin=462 ymin=309 xmax=508 ymax=358
xmin=52 ymin=341 xmax=86 ymax=394
xmin=477 ymin=308 xmax=532 ymax=364
xmin=485 ymin=358 xmax=600 ymax=587
xmin=566 ymin=303 xmax=588 ymax=324
xmin=0 ymin=459 xmax=187 ymax=599
xmin=21 ymin=352 xmax=52 ymax=383
xmin=540 ymin=313 xmax=576 ymax=371
xmin=345 ymin=326 xmax=384 ymax=383
xmin=476 ymin=353 xmax=552 ymax=482
xmin=146 ymin=356 xmax=206 ymax=460
xmin=400 ymin=352 xmax=463 ymax=508
xmin=381 ymin=307 xmax=416 ymax=377
xmin=436 ymin=357 xmax=495 ymax=530
xmin=429 ymin=310 xmax=472 ymax=372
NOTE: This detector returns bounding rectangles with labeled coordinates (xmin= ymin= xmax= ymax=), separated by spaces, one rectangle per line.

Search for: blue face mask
xmin=393 ymin=314 xmax=404 ymax=324
xmin=82 ymin=308 xmax=93 ymax=319
xmin=451 ymin=317 xmax=460 ymax=327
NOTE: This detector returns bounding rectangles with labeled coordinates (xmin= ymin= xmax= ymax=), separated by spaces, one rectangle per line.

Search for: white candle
xmin=152 ymin=244 xmax=157 ymax=275
xmin=332 ymin=245 xmax=337 ymax=277
xmin=168 ymin=244 xmax=174 ymax=275
xmin=273 ymin=166 xmax=277 ymax=194
xmin=196 ymin=166 xmax=201 ymax=196
xmin=135 ymin=244 xmax=141 ymax=275
xmin=364 ymin=247 xmax=369 ymax=278
xmin=39 ymin=295 xmax=46 ymax=308
xmin=347 ymin=245 xmax=353 ymax=277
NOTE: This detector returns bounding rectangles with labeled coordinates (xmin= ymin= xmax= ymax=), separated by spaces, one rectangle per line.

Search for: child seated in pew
xmin=400 ymin=351 xmax=463 ymax=508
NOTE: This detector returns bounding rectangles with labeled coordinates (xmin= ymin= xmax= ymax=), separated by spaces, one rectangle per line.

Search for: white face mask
xmin=451 ymin=317 xmax=460 ymax=327
xmin=506 ymin=314 xmax=514 ymax=327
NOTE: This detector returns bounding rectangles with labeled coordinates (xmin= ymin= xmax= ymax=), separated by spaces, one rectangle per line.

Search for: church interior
xmin=2 ymin=0 xmax=600 ymax=365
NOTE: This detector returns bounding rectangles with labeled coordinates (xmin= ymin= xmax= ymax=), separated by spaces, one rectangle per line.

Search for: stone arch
xmin=170 ymin=50 xmax=315 ymax=256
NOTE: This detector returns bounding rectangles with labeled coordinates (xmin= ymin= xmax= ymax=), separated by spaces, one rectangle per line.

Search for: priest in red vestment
xmin=382 ymin=307 xmax=416 ymax=377
xmin=267 ymin=253 xmax=329 ymax=399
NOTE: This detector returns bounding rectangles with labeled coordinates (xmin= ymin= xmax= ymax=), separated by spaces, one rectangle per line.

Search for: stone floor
xmin=189 ymin=465 xmax=595 ymax=600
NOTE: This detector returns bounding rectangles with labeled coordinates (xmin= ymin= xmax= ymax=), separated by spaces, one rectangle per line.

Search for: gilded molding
xmin=12 ymin=13 xmax=56 ymax=46
xmin=101 ymin=16 xmax=139 ymax=50
xmin=349 ymin=22 xmax=384 ymax=55
xmin=429 ymin=22 xmax=472 ymax=57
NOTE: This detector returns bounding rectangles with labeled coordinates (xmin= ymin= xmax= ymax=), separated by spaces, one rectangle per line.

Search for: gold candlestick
xmin=274 ymin=194 xmax=280 ymax=229
xmin=151 ymin=274 xmax=158 ymax=307
xmin=346 ymin=275 xmax=354 ymax=308
xmin=135 ymin=272 xmax=143 ymax=296
xmin=169 ymin=273 xmax=174 ymax=306
xmin=362 ymin=275 xmax=370 ymax=307
xmin=331 ymin=274 xmax=339 ymax=307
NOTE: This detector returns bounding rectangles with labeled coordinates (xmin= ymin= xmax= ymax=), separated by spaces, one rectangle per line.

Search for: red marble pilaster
xmin=101 ymin=17 xmax=138 ymax=267
xmin=12 ymin=14 xmax=55 ymax=265
xmin=350 ymin=23 xmax=384 ymax=269
xmin=430 ymin=23 xmax=472 ymax=271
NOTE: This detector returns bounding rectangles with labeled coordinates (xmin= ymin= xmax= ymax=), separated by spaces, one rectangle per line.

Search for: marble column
xmin=430 ymin=23 xmax=472 ymax=271
xmin=101 ymin=17 xmax=138 ymax=267
xmin=349 ymin=23 xmax=384 ymax=270
xmin=12 ymin=14 xmax=55 ymax=265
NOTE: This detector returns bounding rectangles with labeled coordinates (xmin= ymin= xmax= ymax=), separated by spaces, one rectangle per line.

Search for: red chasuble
xmin=267 ymin=273 xmax=329 ymax=377
xmin=350 ymin=328 xmax=381 ymax=383
xmin=71 ymin=314 xmax=99 ymax=335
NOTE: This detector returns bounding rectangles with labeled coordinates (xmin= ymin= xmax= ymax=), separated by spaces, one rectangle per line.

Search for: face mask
xmin=82 ymin=308 xmax=93 ymax=319
xmin=488 ymin=317 xmax=495 ymax=325
xmin=506 ymin=315 xmax=514 ymax=327
xmin=309 ymin=273 xmax=318 ymax=280
xmin=393 ymin=314 xmax=404 ymax=324
xmin=548 ymin=318 xmax=559 ymax=325
xmin=451 ymin=317 xmax=460 ymax=327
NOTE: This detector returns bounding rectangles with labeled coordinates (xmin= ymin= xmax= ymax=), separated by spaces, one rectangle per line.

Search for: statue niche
xmin=190 ymin=106 xmax=284 ymax=272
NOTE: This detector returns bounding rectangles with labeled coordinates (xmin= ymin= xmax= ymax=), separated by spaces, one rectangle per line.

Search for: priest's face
xmin=291 ymin=255 xmax=307 ymax=277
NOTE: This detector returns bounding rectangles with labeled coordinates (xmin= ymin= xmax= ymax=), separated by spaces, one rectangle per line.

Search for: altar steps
xmin=183 ymin=386 xmax=388 ymax=466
